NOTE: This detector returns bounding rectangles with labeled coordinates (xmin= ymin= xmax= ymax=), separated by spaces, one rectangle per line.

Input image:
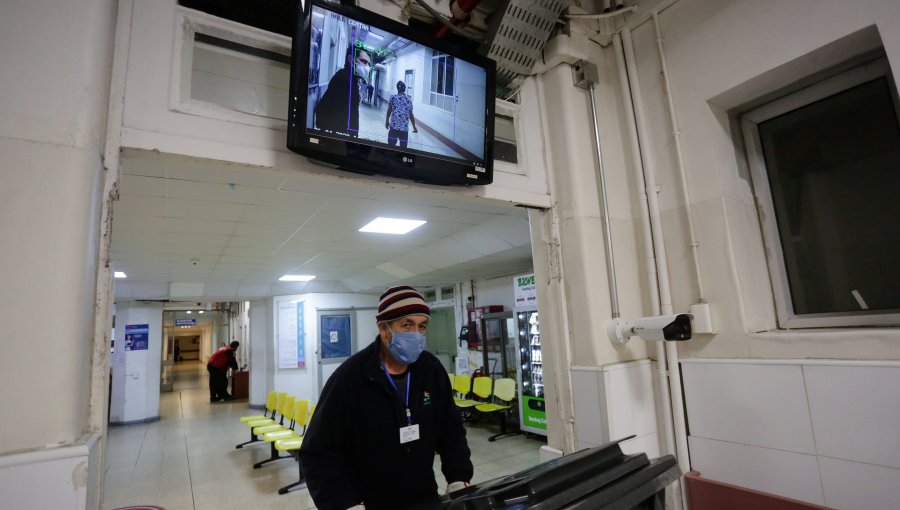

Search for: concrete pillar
xmin=0 ymin=1 xmax=117 ymax=506
xmin=249 ymin=299 xmax=270 ymax=407
xmin=109 ymin=301 xmax=164 ymax=424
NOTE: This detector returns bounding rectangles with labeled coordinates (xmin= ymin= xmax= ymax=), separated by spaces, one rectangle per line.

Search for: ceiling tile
xmin=167 ymin=232 xmax=230 ymax=247
xmin=167 ymin=218 xmax=236 ymax=236
xmin=122 ymin=174 xmax=169 ymax=197
xmin=451 ymin=225 xmax=514 ymax=256
xmin=115 ymin=194 xmax=168 ymax=217
xmin=168 ymin=198 xmax=245 ymax=222
xmin=240 ymin=205 xmax=317 ymax=225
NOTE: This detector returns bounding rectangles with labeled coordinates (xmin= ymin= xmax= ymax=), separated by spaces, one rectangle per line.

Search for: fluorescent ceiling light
xmin=114 ymin=272 xmax=127 ymax=278
xmin=199 ymin=310 xmax=204 ymax=314
xmin=359 ymin=217 xmax=426 ymax=235
xmin=367 ymin=32 xmax=385 ymax=41
xmin=279 ymin=274 xmax=317 ymax=282
xmin=186 ymin=311 xmax=192 ymax=314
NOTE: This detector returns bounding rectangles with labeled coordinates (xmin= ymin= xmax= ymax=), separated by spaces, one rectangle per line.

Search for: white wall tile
xmin=804 ymin=365 xmax=900 ymax=469
xmin=606 ymin=361 xmax=658 ymax=441
xmin=689 ymin=436 xmax=825 ymax=505
xmin=572 ymin=361 xmax=659 ymax=456
xmin=682 ymin=362 xmax=816 ymax=453
xmin=819 ymin=456 xmax=900 ymax=510
xmin=571 ymin=368 xmax=607 ymax=449
xmin=621 ymin=432 xmax=661 ymax=459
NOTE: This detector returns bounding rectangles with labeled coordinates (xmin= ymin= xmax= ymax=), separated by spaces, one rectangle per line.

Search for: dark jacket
xmin=315 ymin=66 xmax=364 ymax=136
xmin=299 ymin=338 xmax=473 ymax=510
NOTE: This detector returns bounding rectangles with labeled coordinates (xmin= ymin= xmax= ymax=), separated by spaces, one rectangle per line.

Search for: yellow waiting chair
xmin=274 ymin=404 xmax=316 ymax=495
xmin=455 ymin=376 xmax=492 ymax=410
xmin=253 ymin=398 xmax=311 ymax=469
xmin=452 ymin=374 xmax=473 ymax=404
xmin=239 ymin=391 xmax=277 ymax=423
xmin=251 ymin=395 xmax=296 ymax=437
xmin=475 ymin=378 xmax=520 ymax=441
xmin=236 ymin=391 xmax=287 ymax=449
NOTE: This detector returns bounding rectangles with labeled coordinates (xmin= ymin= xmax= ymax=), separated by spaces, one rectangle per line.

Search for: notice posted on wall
xmin=277 ymin=300 xmax=305 ymax=368
xmin=124 ymin=324 xmax=149 ymax=351
xmin=514 ymin=273 xmax=537 ymax=307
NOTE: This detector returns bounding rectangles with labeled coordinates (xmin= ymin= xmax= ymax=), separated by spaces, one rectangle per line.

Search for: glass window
xmin=494 ymin=113 xmax=518 ymax=164
xmin=429 ymin=51 xmax=455 ymax=112
xmin=742 ymin=56 xmax=900 ymax=328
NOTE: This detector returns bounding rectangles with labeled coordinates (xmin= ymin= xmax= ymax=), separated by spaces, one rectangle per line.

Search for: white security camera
xmin=607 ymin=314 xmax=693 ymax=344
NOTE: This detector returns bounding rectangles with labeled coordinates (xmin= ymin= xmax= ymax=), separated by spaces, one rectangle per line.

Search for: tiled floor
xmin=103 ymin=362 xmax=546 ymax=510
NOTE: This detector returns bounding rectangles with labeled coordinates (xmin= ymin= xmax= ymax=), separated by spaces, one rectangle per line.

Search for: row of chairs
xmin=449 ymin=374 xmax=520 ymax=441
xmin=237 ymin=391 xmax=316 ymax=495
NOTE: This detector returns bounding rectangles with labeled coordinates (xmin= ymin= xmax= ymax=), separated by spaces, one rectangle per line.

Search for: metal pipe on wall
xmin=586 ymin=79 xmax=622 ymax=319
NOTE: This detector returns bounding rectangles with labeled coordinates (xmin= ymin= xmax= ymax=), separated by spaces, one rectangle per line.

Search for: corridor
xmin=102 ymin=367 xmax=545 ymax=510
xmin=356 ymin=99 xmax=462 ymax=159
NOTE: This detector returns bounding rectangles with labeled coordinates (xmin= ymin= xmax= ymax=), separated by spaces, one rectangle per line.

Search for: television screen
xmin=287 ymin=0 xmax=496 ymax=186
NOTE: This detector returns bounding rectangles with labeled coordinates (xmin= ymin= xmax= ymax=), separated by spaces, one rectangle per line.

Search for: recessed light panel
xmin=359 ymin=217 xmax=426 ymax=235
xmin=114 ymin=272 xmax=127 ymax=278
xmin=279 ymin=274 xmax=317 ymax=282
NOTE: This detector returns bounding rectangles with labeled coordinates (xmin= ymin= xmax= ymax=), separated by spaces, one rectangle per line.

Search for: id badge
xmin=399 ymin=424 xmax=420 ymax=444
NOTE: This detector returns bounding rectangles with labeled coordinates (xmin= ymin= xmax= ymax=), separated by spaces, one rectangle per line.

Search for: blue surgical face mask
xmin=387 ymin=330 xmax=426 ymax=365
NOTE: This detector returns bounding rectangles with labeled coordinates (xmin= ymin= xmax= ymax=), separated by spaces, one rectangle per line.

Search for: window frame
xmin=741 ymin=56 xmax=900 ymax=328
xmin=428 ymin=50 xmax=456 ymax=112
xmin=170 ymin=7 xmax=292 ymax=128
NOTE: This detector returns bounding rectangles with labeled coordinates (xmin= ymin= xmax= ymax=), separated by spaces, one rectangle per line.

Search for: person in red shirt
xmin=207 ymin=341 xmax=239 ymax=402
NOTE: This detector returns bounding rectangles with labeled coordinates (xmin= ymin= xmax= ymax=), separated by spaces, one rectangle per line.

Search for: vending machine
xmin=481 ymin=311 xmax=517 ymax=379
xmin=516 ymin=307 xmax=547 ymax=435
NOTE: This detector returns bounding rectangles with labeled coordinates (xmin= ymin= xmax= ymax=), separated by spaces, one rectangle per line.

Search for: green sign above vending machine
xmin=522 ymin=395 xmax=547 ymax=431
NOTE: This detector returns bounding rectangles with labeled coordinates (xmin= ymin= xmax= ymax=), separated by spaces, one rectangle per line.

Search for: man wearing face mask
xmin=300 ymin=286 xmax=473 ymax=510
xmin=314 ymin=45 xmax=371 ymax=137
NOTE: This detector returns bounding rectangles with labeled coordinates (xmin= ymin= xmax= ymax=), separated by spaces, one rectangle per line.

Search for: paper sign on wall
xmin=514 ymin=273 xmax=537 ymax=307
xmin=455 ymin=355 xmax=469 ymax=375
xmin=278 ymin=300 xmax=305 ymax=368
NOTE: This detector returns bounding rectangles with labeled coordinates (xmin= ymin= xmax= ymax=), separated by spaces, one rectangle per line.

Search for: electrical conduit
xmin=622 ymin=25 xmax=691 ymax=509
xmin=612 ymin=32 xmax=675 ymax=467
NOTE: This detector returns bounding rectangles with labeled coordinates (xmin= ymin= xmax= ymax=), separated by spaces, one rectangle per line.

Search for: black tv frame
xmin=287 ymin=0 xmax=496 ymax=186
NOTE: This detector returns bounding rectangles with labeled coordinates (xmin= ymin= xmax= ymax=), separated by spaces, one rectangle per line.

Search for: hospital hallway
xmin=356 ymin=99 xmax=462 ymax=160
xmin=101 ymin=369 xmax=546 ymax=510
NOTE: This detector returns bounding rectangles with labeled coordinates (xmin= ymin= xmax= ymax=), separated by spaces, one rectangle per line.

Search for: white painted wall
xmin=0 ymin=1 xmax=116 ymax=506
xmin=625 ymin=0 xmax=900 ymax=360
xmin=109 ymin=301 xmax=164 ymax=424
xmin=471 ymin=274 xmax=519 ymax=312
xmin=269 ymin=293 xmax=378 ymax=404
xmin=118 ymin=0 xmax=551 ymax=208
xmin=594 ymin=0 xmax=900 ymax=504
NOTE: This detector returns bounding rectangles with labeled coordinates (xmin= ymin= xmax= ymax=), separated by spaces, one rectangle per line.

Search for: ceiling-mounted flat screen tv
xmin=287 ymin=0 xmax=496 ymax=186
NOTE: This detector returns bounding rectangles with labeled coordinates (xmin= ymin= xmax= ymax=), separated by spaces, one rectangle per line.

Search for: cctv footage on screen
xmin=305 ymin=4 xmax=487 ymax=166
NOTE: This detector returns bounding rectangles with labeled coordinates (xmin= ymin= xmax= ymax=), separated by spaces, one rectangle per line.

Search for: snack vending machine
xmin=516 ymin=307 xmax=547 ymax=435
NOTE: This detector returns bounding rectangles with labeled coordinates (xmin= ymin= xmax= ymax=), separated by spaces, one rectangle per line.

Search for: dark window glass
xmin=757 ymin=78 xmax=900 ymax=314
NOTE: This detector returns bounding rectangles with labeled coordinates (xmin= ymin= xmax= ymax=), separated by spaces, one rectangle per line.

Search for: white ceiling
xmin=111 ymin=149 xmax=534 ymax=301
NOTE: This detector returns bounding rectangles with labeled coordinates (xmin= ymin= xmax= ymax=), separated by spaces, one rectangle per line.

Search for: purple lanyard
xmin=382 ymin=363 xmax=412 ymax=425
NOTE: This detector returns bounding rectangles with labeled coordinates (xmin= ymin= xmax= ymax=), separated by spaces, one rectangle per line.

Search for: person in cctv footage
xmin=315 ymin=45 xmax=372 ymax=136
xmin=385 ymin=80 xmax=418 ymax=148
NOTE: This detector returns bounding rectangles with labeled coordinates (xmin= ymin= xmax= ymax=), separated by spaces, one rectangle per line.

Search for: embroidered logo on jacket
xmin=423 ymin=390 xmax=431 ymax=406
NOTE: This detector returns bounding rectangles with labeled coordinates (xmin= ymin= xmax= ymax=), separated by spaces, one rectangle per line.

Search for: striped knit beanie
xmin=376 ymin=285 xmax=430 ymax=322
